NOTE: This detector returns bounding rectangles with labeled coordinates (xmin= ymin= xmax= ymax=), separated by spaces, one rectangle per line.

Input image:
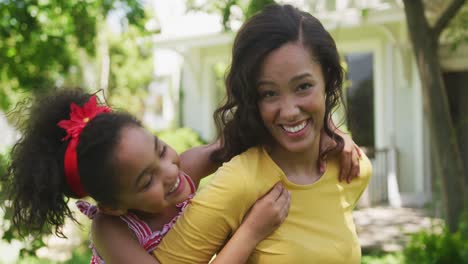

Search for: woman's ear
xmin=97 ymin=204 xmax=127 ymax=216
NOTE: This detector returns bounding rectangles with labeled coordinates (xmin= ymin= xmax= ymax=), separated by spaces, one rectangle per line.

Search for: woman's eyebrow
xmin=289 ymin=73 xmax=312 ymax=84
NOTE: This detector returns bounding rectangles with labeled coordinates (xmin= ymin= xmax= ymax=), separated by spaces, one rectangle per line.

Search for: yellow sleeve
xmin=153 ymin=158 xmax=255 ymax=263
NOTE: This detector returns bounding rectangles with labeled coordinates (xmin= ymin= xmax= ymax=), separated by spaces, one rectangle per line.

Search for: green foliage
xmin=107 ymin=25 xmax=153 ymax=116
xmin=187 ymin=0 xmax=276 ymax=31
xmin=0 ymin=152 xmax=50 ymax=260
xmin=361 ymin=252 xmax=404 ymax=264
xmin=63 ymin=244 xmax=93 ymax=264
xmin=155 ymin=127 xmax=205 ymax=154
xmin=15 ymin=256 xmax=53 ymax=264
xmin=404 ymin=213 xmax=468 ymax=264
xmin=0 ymin=0 xmax=145 ymax=110
xmin=0 ymin=152 xmax=7 ymax=184
xmin=16 ymin=246 xmax=92 ymax=264
xmin=443 ymin=2 xmax=468 ymax=52
xmin=244 ymin=0 xmax=275 ymax=19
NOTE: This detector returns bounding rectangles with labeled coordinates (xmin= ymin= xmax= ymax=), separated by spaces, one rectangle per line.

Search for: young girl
xmin=3 ymin=88 xmax=290 ymax=264
xmin=4 ymin=87 xmax=359 ymax=263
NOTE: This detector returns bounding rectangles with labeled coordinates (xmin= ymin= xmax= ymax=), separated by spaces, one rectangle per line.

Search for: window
xmin=344 ymin=52 xmax=375 ymax=154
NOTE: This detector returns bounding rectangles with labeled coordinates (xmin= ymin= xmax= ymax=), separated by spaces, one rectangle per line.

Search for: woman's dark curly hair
xmin=2 ymin=88 xmax=141 ymax=237
xmin=211 ymin=4 xmax=345 ymax=162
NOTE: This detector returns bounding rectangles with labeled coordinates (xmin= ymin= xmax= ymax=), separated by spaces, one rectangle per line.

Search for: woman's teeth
xmin=168 ymin=176 xmax=180 ymax=194
xmin=282 ymin=120 xmax=307 ymax=133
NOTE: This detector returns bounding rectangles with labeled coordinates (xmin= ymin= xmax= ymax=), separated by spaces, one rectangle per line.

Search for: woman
xmin=152 ymin=4 xmax=372 ymax=263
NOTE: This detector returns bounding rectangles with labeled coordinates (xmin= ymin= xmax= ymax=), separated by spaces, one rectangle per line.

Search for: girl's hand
xmin=319 ymin=129 xmax=362 ymax=183
xmin=240 ymin=182 xmax=290 ymax=244
xmin=210 ymin=183 xmax=290 ymax=264
xmin=338 ymin=133 xmax=362 ymax=183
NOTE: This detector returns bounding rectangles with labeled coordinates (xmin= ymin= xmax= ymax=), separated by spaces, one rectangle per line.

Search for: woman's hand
xmin=319 ymin=129 xmax=362 ymax=183
xmin=240 ymin=182 xmax=290 ymax=244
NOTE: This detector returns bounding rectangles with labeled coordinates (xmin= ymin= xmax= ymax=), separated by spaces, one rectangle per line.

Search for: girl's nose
xmin=162 ymin=169 xmax=177 ymax=189
xmin=171 ymin=151 xmax=181 ymax=167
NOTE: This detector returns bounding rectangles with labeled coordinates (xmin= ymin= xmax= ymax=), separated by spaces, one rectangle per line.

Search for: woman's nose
xmin=279 ymin=97 xmax=300 ymax=121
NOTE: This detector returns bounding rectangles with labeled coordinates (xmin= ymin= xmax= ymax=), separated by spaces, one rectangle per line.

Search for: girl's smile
xmin=110 ymin=126 xmax=192 ymax=216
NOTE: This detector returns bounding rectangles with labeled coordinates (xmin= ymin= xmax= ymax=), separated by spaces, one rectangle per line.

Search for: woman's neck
xmin=267 ymin=137 xmax=322 ymax=185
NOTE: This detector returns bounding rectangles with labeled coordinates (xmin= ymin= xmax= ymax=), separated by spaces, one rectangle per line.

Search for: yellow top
xmin=154 ymin=146 xmax=372 ymax=264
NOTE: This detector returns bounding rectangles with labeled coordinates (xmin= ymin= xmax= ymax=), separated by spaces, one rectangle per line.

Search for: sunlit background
xmin=1 ymin=0 xmax=467 ymax=263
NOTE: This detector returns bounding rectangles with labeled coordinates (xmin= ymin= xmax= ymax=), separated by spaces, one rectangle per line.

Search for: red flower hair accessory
xmin=58 ymin=95 xmax=111 ymax=198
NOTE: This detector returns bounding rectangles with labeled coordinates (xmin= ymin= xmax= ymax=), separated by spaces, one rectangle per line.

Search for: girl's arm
xmin=182 ymin=128 xmax=361 ymax=188
xmin=92 ymin=213 xmax=159 ymax=264
xmin=212 ymin=182 xmax=290 ymax=264
xmin=320 ymin=119 xmax=362 ymax=183
xmin=92 ymin=183 xmax=290 ymax=264
xmin=179 ymin=141 xmax=221 ymax=186
xmin=153 ymin=160 xmax=272 ymax=263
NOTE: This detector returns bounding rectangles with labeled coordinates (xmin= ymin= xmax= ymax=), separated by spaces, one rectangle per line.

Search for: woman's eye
xmin=260 ymin=91 xmax=276 ymax=99
xmin=297 ymin=83 xmax=312 ymax=91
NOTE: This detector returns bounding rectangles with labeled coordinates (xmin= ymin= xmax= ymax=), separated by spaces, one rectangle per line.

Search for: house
xmin=147 ymin=0 xmax=468 ymax=208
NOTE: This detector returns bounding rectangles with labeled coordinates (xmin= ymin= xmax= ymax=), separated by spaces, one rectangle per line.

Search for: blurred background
xmin=0 ymin=0 xmax=467 ymax=263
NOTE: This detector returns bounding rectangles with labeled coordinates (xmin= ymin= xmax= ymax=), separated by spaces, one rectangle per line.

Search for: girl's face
xmin=111 ymin=126 xmax=192 ymax=215
xmin=256 ymin=42 xmax=326 ymax=154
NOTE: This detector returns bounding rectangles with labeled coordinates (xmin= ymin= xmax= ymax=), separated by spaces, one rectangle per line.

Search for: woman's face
xmin=256 ymin=42 xmax=326 ymax=154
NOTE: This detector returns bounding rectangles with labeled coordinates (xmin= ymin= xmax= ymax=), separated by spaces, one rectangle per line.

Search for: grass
xmin=362 ymin=252 xmax=404 ymax=264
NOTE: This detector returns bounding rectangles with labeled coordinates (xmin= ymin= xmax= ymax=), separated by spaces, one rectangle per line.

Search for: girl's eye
xmin=160 ymin=145 xmax=167 ymax=158
xmin=297 ymin=83 xmax=312 ymax=91
xmin=142 ymin=175 xmax=153 ymax=190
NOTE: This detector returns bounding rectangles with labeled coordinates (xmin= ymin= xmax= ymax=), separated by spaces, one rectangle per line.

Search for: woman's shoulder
xmin=196 ymin=147 xmax=266 ymax=199
xmin=215 ymin=147 xmax=261 ymax=173
xmin=227 ymin=146 xmax=263 ymax=163
xmin=206 ymin=146 xmax=278 ymax=198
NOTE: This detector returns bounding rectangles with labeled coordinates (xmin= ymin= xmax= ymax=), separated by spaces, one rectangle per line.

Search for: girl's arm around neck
xmin=210 ymin=183 xmax=290 ymax=264
xmin=179 ymin=140 xmax=222 ymax=186
xmin=92 ymin=182 xmax=289 ymax=264
xmin=153 ymin=157 xmax=257 ymax=263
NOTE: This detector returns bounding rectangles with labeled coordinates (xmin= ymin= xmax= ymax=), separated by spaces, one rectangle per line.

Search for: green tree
xmin=0 ymin=0 xmax=145 ymax=110
xmin=107 ymin=25 xmax=154 ymax=116
xmin=187 ymin=0 xmax=275 ymax=31
xmin=402 ymin=0 xmax=467 ymax=231
xmin=0 ymin=1 xmax=148 ymax=260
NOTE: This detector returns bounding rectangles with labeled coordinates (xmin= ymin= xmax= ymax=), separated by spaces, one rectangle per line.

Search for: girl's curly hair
xmin=2 ymin=88 xmax=140 ymax=237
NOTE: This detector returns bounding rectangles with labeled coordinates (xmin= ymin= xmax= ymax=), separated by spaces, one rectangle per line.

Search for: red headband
xmin=57 ymin=95 xmax=111 ymax=198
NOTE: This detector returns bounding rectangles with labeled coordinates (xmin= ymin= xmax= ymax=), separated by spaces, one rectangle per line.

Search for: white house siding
xmin=328 ymin=22 xmax=427 ymax=206
xmin=175 ymin=44 xmax=230 ymax=140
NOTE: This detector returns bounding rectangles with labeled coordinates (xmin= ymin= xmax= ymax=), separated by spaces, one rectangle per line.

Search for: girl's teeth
xmin=282 ymin=121 xmax=307 ymax=133
xmin=168 ymin=177 xmax=180 ymax=193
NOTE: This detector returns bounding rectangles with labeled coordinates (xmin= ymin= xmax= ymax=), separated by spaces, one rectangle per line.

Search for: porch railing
xmin=358 ymin=147 xmax=400 ymax=207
